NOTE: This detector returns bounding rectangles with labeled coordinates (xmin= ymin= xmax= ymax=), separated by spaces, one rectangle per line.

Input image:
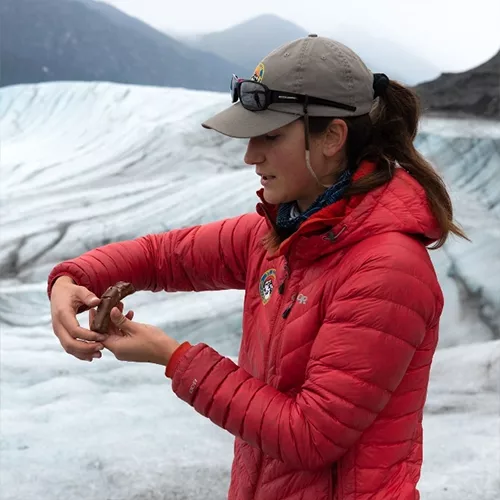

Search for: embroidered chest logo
xmin=297 ymin=294 xmax=308 ymax=305
xmin=259 ymin=268 xmax=276 ymax=305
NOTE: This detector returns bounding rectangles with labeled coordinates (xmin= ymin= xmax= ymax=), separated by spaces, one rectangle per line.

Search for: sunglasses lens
xmin=230 ymin=75 xmax=239 ymax=103
xmin=239 ymin=81 xmax=267 ymax=111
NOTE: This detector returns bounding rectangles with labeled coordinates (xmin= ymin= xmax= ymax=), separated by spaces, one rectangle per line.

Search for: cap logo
xmin=251 ymin=62 xmax=265 ymax=83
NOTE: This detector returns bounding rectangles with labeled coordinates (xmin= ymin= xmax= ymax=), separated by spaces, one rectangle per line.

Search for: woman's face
xmin=244 ymin=119 xmax=345 ymax=211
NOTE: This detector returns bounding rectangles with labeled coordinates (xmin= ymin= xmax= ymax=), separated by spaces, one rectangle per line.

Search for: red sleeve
xmin=170 ymin=249 xmax=441 ymax=470
xmin=165 ymin=341 xmax=193 ymax=379
xmin=47 ymin=213 xmax=259 ymax=306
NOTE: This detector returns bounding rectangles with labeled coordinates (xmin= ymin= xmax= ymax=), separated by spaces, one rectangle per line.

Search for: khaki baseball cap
xmin=202 ymin=34 xmax=375 ymax=138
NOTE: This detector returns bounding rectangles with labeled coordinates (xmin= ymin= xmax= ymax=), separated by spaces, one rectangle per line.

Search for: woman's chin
xmin=263 ymin=187 xmax=295 ymax=206
xmin=262 ymin=188 xmax=284 ymax=205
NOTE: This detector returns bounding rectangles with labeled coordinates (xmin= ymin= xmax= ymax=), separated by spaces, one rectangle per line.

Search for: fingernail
xmin=92 ymin=353 xmax=101 ymax=359
xmin=97 ymin=335 xmax=107 ymax=342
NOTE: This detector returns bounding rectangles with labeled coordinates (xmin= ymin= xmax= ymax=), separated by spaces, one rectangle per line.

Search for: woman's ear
xmin=322 ymin=119 xmax=348 ymax=158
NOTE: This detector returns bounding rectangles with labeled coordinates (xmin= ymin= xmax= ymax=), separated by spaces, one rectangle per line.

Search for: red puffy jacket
xmin=48 ymin=163 xmax=444 ymax=500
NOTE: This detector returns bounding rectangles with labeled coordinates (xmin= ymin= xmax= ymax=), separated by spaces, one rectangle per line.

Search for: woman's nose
xmin=244 ymin=138 xmax=265 ymax=165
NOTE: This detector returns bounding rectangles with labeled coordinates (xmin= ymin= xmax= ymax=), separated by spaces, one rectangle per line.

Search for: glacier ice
xmin=0 ymin=81 xmax=499 ymax=500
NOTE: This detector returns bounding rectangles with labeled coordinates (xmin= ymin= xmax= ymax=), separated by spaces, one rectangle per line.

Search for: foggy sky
xmin=102 ymin=0 xmax=500 ymax=73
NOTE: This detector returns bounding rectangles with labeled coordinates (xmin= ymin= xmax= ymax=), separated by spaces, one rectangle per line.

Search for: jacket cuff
xmin=165 ymin=341 xmax=193 ymax=379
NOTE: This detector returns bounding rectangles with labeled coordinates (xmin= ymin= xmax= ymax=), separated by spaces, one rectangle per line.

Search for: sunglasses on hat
xmin=230 ymin=75 xmax=356 ymax=113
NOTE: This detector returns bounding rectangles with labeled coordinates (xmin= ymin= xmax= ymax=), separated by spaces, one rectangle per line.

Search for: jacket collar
xmin=255 ymin=160 xmax=441 ymax=261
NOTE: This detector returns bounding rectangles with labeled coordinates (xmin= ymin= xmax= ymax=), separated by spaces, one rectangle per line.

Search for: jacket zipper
xmin=253 ymin=257 xmax=291 ymax=498
xmin=336 ymin=461 xmax=343 ymax=499
xmin=282 ymin=294 xmax=297 ymax=319
xmin=267 ymin=258 xmax=293 ymax=378
xmin=278 ymin=260 xmax=290 ymax=295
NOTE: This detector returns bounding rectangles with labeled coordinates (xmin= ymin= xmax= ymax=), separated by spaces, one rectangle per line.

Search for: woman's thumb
xmin=85 ymin=295 xmax=101 ymax=307
xmin=80 ymin=289 xmax=100 ymax=307
xmin=110 ymin=307 xmax=130 ymax=331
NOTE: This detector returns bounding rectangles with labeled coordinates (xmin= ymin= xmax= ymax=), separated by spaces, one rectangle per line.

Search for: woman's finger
xmin=105 ymin=307 xmax=133 ymax=337
xmin=57 ymin=306 xmax=107 ymax=343
xmin=54 ymin=321 xmax=104 ymax=360
xmin=92 ymin=350 xmax=102 ymax=360
xmin=108 ymin=303 xmax=128 ymax=336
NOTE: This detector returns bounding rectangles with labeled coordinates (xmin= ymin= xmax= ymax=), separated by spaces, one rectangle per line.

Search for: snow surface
xmin=0 ymin=81 xmax=499 ymax=499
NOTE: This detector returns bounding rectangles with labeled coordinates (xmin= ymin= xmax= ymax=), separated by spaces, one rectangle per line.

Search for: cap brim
xmin=202 ymin=102 xmax=300 ymax=138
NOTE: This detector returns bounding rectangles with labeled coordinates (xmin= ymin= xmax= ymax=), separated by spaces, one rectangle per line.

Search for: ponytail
xmin=348 ymin=79 xmax=469 ymax=249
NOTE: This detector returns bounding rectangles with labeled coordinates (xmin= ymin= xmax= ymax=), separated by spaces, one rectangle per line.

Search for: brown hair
xmin=264 ymin=79 xmax=469 ymax=251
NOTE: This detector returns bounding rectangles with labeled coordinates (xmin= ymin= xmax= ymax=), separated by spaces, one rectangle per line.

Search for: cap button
xmin=308 ymin=34 xmax=318 ymax=37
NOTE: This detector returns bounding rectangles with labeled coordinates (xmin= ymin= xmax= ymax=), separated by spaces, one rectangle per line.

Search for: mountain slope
xmin=191 ymin=14 xmax=308 ymax=76
xmin=0 ymin=0 xmax=245 ymax=91
xmin=415 ymin=50 xmax=500 ymax=118
xmin=329 ymin=26 xmax=441 ymax=85
xmin=189 ymin=16 xmax=439 ymax=85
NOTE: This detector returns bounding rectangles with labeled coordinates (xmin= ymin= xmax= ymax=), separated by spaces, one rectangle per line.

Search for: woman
xmin=48 ymin=35 xmax=467 ymax=499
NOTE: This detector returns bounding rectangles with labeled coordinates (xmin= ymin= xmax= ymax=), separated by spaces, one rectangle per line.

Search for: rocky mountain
xmin=188 ymin=15 xmax=440 ymax=85
xmin=415 ymin=49 xmax=500 ymax=118
xmin=0 ymin=0 xmax=245 ymax=91
xmin=189 ymin=14 xmax=308 ymax=76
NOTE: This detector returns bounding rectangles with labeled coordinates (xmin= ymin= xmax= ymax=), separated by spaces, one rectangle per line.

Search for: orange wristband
xmin=165 ymin=341 xmax=193 ymax=379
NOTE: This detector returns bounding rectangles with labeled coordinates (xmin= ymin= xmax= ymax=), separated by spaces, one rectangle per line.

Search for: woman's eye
xmin=265 ymin=135 xmax=279 ymax=141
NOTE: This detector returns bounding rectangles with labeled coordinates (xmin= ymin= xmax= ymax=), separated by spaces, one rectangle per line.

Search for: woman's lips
xmin=260 ymin=175 xmax=276 ymax=186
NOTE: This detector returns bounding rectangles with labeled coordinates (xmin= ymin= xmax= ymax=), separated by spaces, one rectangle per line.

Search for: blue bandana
xmin=276 ymin=168 xmax=353 ymax=233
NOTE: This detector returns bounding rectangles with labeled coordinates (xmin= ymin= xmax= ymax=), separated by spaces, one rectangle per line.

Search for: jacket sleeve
xmin=170 ymin=251 xmax=442 ymax=470
xmin=47 ymin=213 xmax=259 ymax=303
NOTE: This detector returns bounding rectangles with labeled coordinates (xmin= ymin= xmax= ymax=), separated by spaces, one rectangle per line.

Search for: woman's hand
xmin=50 ymin=276 xmax=112 ymax=362
xmin=92 ymin=307 xmax=180 ymax=365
